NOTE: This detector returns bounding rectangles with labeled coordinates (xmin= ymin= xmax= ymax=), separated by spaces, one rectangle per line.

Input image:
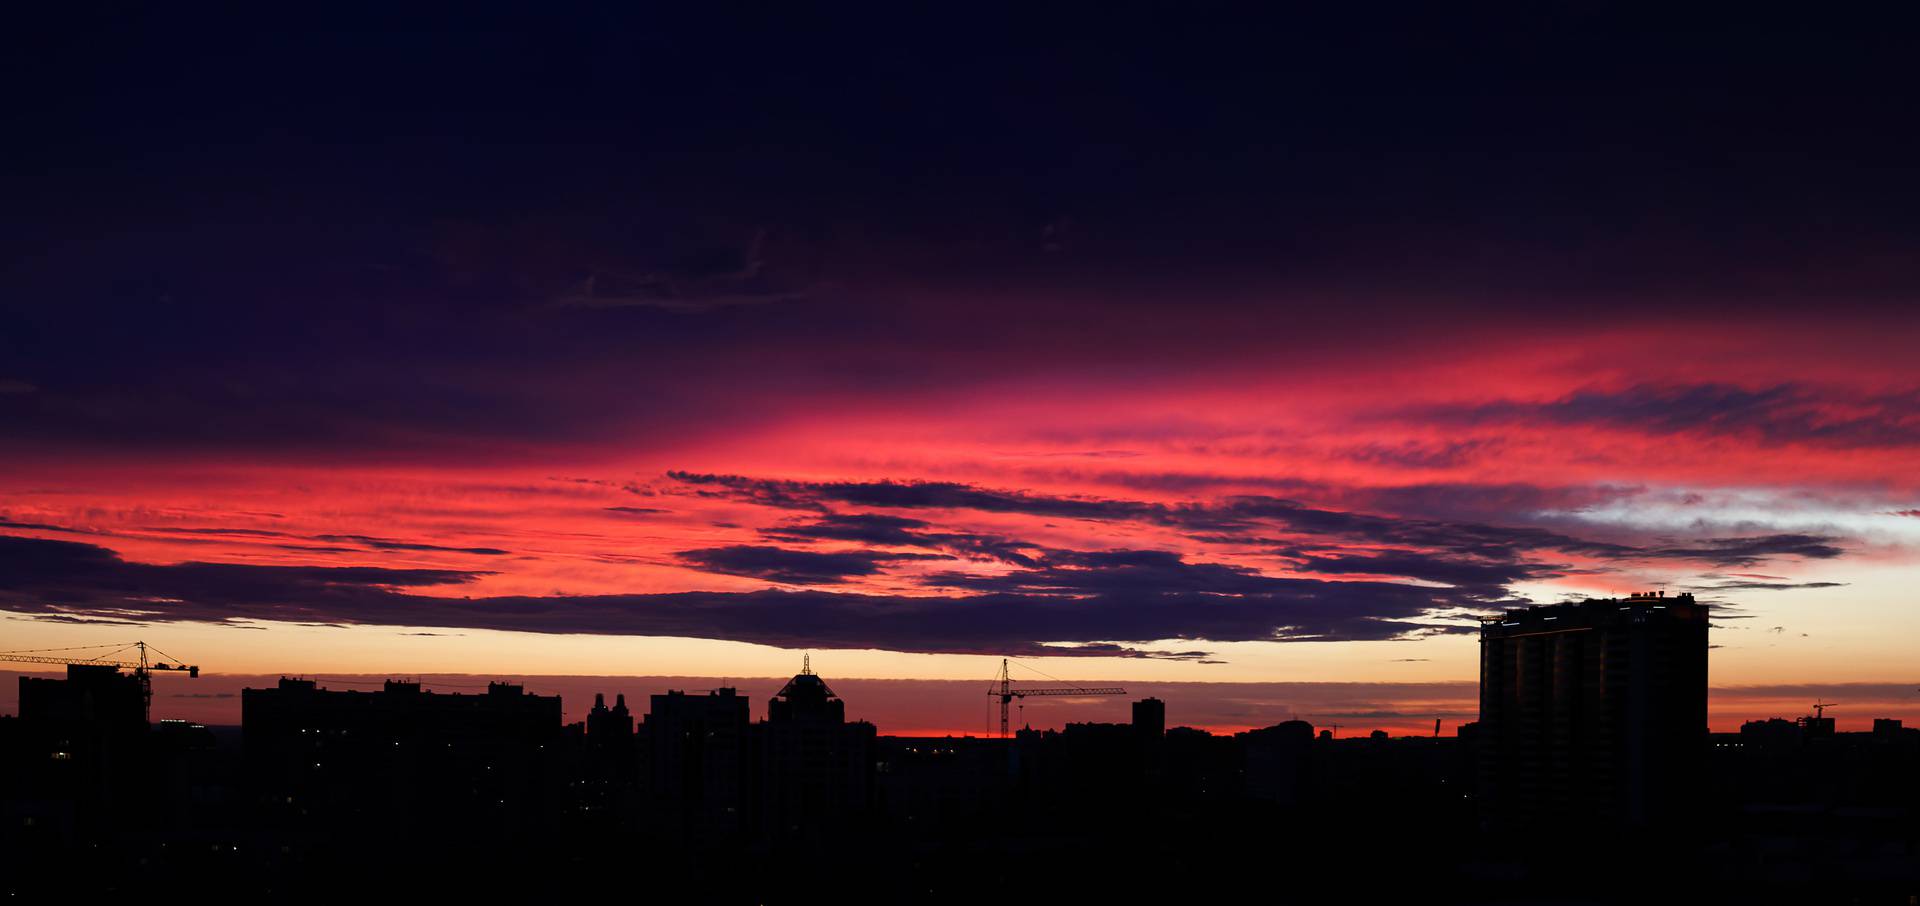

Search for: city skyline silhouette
xmin=9 ymin=601 xmax=1920 ymax=900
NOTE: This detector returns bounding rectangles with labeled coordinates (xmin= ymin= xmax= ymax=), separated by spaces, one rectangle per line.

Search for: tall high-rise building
xmin=759 ymin=658 xmax=874 ymax=841
xmin=645 ymin=687 xmax=751 ymax=840
xmin=1132 ymin=697 xmax=1166 ymax=739
xmin=1477 ymin=591 xmax=1708 ymax=830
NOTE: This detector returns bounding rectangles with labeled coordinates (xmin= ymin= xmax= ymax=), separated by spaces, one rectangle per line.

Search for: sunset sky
xmin=4 ymin=8 xmax=1919 ymax=734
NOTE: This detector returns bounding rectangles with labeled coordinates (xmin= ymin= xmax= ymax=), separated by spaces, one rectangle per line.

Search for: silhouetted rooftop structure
xmin=760 ymin=657 xmax=875 ymax=842
xmin=767 ymin=654 xmax=845 ymax=724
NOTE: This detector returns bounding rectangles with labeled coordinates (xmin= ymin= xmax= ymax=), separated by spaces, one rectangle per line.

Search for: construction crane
xmin=1813 ymin=700 xmax=1836 ymax=720
xmin=0 ymin=641 xmax=199 ymax=722
xmin=987 ymin=658 xmax=1125 ymax=738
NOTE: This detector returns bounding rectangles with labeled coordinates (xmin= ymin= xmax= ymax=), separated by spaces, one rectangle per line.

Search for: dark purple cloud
xmin=0 ymin=517 xmax=106 ymax=536
xmin=760 ymin=512 xmax=934 ymax=544
xmin=924 ymin=548 xmax=1303 ymax=597
xmin=133 ymin=526 xmax=514 ymax=556
xmin=759 ymin=512 xmax=1041 ymax=566
xmin=676 ymin=544 xmax=950 ymax=584
xmin=671 ymin=472 xmax=1846 ymax=574
xmin=1412 ymin=383 xmax=1920 ymax=449
xmin=1292 ymin=550 xmax=1548 ymax=595
xmin=669 ymin=471 xmax=1175 ymax=522
xmin=1683 ymin=580 xmax=1847 ymax=592
xmin=1336 ymin=439 xmax=1503 ymax=470
xmin=1645 ymin=534 xmax=1845 ymax=567
xmin=0 ymin=534 xmax=484 ymax=625
xmin=0 ymin=534 xmax=1472 ymax=657
xmin=310 ymin=535 xmax=512 ymax=556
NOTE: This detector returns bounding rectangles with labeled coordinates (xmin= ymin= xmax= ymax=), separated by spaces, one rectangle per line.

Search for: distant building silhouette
xmin=9 ymin=665 xmax=155 ymax=837
xmin=1740 ymin=717 xmax=1802 ymax=747
xmin=1243 ymin=719 xmax=1316 ymax=805
xmin=1798 ymin=711 xmax=1836 ymax=738
xmin=645 ymin=687 xmax=751 ymax=840
xmin=1478 ymin=591 xmax=1709 ymax=830
xmin=241 ymin=677 xmax=562 ymax=834
xmin=1132 ymin=697 xmax=1166 ymax=739
xmin=588 ymin=691 xmax=635 ymax=740
xmin=569 ymin=690 xmax=640 ymax=819
xmin=872 ymin=735 xmax=1007 ymax=834
xmin=19 ymin=664 xmax=147 ymax=739
xmin=1133 ymin=696 xmax=1167 ymax=779
xmin=759 ymin=659 xmax=875 ymax=841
